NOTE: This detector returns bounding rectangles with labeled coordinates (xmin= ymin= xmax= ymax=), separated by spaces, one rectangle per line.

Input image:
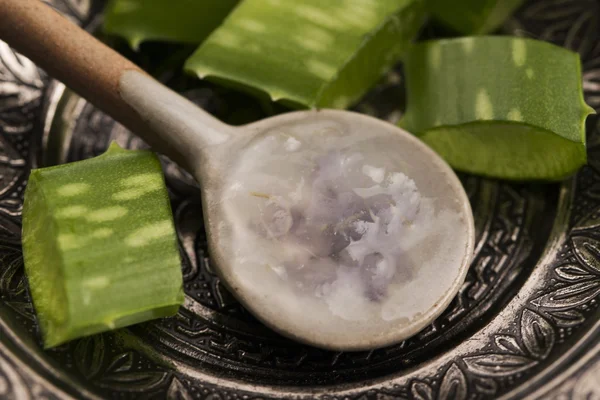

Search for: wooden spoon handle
xmin=0 ymin=0 xmax=146 ymax=133
xmin=0 ymin=0 xmax=220 ymax=170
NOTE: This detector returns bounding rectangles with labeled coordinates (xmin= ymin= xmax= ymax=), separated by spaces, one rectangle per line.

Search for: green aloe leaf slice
xmin=401 ymin=36 xmax=595 ymax=181
xmin=22 ymin=143 xmax=184 ymax=348
xmin=428 ymin=0 xmax=525 ymax=34
xmin=103 ymin=0 xmax=239 ymax=49
xmin=185 ymin=0 xmax=427 ymax=109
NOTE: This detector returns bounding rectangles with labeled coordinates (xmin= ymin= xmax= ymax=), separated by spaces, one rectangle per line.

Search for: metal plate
xmin=1 ymin=0 xmax=600 ymax=398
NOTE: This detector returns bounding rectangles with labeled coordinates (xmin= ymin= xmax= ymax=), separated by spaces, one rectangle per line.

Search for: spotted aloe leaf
xmin=428 ymin=0 xmax=524 ymax=34
xmin=185 ymin=0 xmax=427 ymax=109
xmin=401 ymin=36 xmax=595 ymax=181
xmin=22 ymin=143 xmax=184 ymax=348
xmin=103 ymin=0 xmax=239 ymax=50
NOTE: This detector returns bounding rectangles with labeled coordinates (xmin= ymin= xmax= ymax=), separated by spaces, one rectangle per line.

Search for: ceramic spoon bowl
xmin=0 ymin=0 xmax=474 ymax=351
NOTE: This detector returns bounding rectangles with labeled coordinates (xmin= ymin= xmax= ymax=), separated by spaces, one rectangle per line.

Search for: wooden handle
xmin=0 ymin=0 xmax=192 ymax=169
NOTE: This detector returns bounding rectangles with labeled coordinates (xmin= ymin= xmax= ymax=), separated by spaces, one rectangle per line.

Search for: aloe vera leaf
xmin=185 ymin=0 xmax=427 ymax=109
xmin=401 ymin=36 xmax=595 ymax=181
xmin=428 ymin=0 xmax=524 ymax=34
xmin=103 ymin=0 xmax=239 ymax=50
xmin=22 ymin=143 xmax=184 ymax=348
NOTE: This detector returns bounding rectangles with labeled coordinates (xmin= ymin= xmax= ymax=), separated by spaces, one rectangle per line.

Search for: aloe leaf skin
xmin=185 ymin=0 xmax=427 ymax=109
xmin=22 ymin=143 xmax=184 ymax=348
xmin=428 ymin=0 xmax=525 ymax=35
xmin=103 ymin=0 xmax=239 ymax=50
xmin=401 ymin=36 xmax=595 ymax=181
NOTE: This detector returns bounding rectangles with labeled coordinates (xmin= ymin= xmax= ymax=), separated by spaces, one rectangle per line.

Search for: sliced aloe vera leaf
xmin=401 ymin=36 xmax=595 ymax=181
xmin=428 ymin=0 xmax=524 ymax=34
xmin=22 ymin=143 xmax=184 ymax=348
xmin=184 ymin=0 xmax=427 ymax=109
xmin=103 ymin=0 xmax=239 ymax=50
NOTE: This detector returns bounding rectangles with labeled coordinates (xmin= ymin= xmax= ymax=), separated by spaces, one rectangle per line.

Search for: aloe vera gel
xmin=216 ymin=115 xmax=472 ymax=343
xmin=22 ymin=143 xmax=184 ymax=348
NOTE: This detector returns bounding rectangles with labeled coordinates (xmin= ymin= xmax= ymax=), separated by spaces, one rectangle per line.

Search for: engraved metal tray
xmin=1 ymin=0 xmax=600 ymax=398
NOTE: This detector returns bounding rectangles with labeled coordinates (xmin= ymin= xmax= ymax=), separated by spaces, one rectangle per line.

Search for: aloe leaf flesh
xmin=428 ymin=0 xmax=525 ymax=34
xmin=103 ymin=0 xmax=239 ymax=49
xmin=401 ymin=36 xmax=595 ymax=181
xmin=22 ymin=143 xmax=184 ymax=348
xmin=185 ymin=0 xmax=427 ymax=109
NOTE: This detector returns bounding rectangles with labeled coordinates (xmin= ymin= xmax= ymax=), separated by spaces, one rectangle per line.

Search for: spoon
xmin=0 ymin=0 xmax=474 ymax=351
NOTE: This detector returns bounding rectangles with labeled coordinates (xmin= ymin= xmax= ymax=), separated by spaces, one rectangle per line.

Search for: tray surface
xmin=1 ymin=0 xmax=600 ymax=398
